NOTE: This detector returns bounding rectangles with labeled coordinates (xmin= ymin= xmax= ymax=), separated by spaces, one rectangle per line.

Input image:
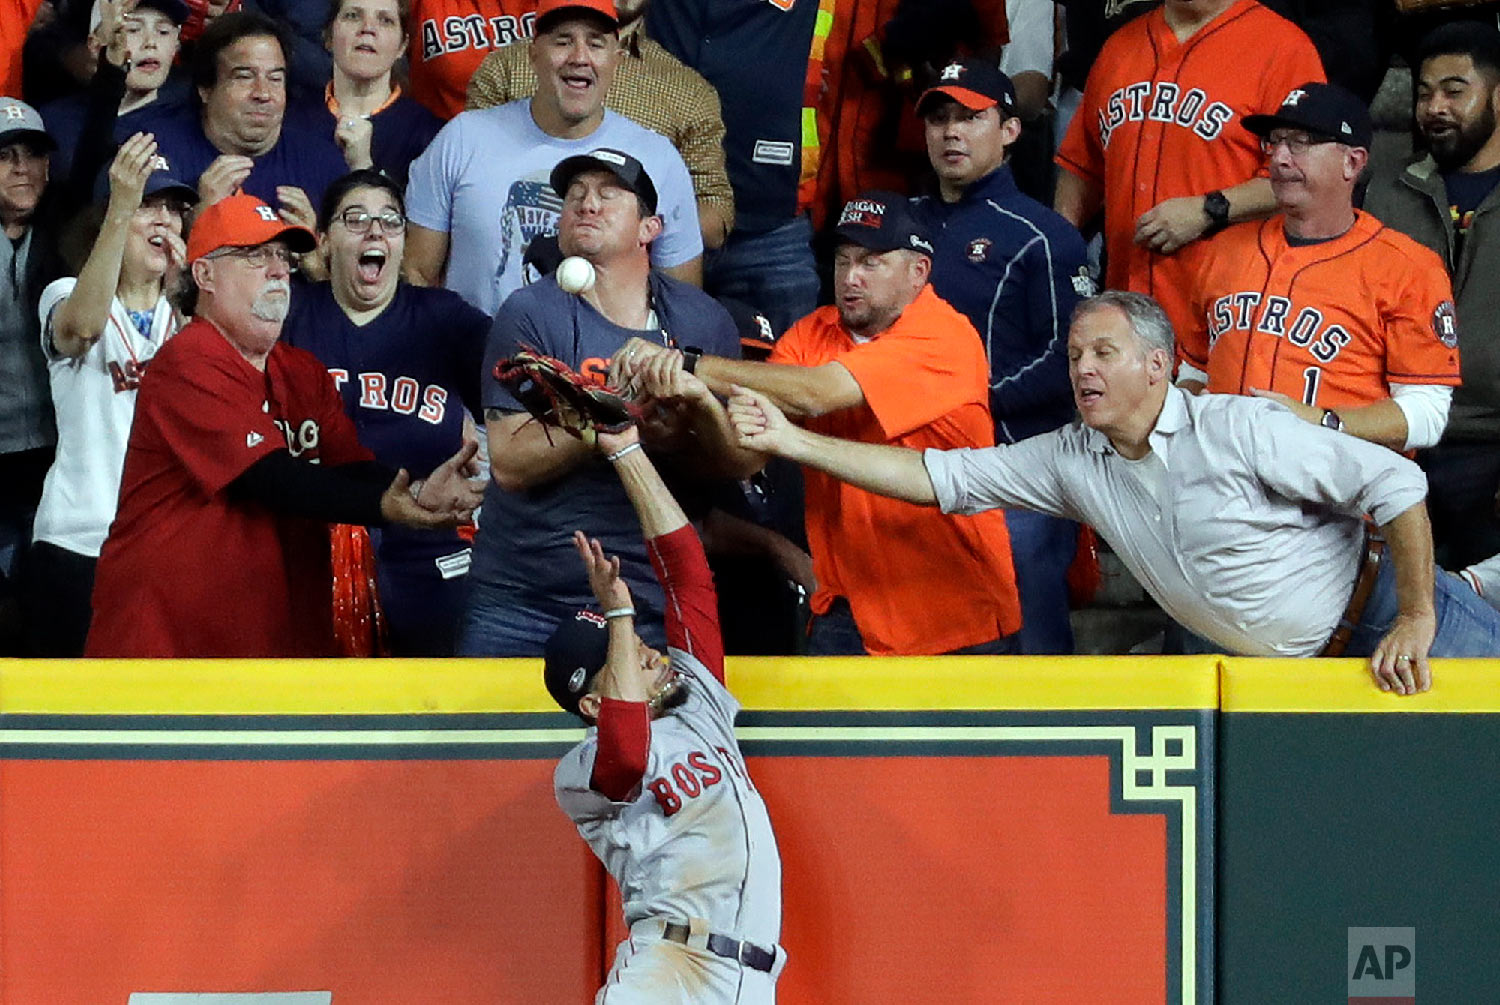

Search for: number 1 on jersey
xmin=1302 ymin=366 xmax=1321 ymax=406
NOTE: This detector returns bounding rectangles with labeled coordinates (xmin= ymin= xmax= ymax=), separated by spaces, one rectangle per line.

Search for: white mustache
xmin=251 ymin=280 xmax=291 ymax=322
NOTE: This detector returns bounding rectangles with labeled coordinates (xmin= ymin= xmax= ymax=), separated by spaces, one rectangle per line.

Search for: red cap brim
xmin=917 ymin=85 xmax=996 ymax=114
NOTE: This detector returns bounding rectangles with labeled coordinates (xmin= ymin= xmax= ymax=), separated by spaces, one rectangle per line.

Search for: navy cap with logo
xmin=544 ymin=611 xmax=613 ymax=717
xmin=550 ymin=147 xmax=659 ymax=215
xmin=144 ymin=168 xmax=196 ymax=204
xmin=834 ymin=190 xmax=934 ymax=256
xmin=916 ymin=59 xmax=1017 ymax=117
xmin=1242 ymin=82 xmax=1373 ymax=150
xmin=0 ymin=97 xmax=55 ymax=153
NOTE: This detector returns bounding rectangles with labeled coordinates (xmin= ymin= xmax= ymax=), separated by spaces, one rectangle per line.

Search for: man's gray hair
xmin=1072 ymin=290 xmax=1176 ymax=358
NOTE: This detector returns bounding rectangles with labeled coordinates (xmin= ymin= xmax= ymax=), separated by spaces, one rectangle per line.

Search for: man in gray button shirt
xmin=725 ymin=290 xmax=1500 ymax=695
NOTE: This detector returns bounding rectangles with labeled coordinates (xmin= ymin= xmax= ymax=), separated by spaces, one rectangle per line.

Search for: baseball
xmin=556 ymin=256 xmax=596 ymax=295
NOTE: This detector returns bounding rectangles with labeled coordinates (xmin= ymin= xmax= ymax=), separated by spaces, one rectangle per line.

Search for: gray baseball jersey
xmin=554 ymin=529 xmax=783 ymax=1002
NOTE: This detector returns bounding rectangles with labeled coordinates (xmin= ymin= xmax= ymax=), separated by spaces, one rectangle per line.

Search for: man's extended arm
xmin=614 ymin=337 xmax=865 ymax=419
xmin=726 ymin=386 xmax=938 ymax=505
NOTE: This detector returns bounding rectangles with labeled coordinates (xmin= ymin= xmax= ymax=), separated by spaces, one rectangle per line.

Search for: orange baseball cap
xmin=186 ymin=193 xmax=317 ymax=263
xmin=535 ymin=0 xmax=618 ymax=32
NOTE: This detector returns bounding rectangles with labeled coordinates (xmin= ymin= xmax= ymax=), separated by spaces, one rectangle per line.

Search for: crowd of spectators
xmin=4 ymin=0 xmax=1500 ymax=681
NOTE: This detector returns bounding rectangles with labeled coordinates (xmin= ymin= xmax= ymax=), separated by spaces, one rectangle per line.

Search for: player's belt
xmin=661 ymin=921 xmax=777 ymax=973
xmin=1320 ymin=526 xmax=1386 ymax=657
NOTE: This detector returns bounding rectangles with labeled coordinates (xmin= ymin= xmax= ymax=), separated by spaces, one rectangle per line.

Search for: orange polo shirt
xmin=769 ymin=285 xmax=1021 ymax=655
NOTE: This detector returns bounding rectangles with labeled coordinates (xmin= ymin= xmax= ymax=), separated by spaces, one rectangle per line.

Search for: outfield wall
xmin=0 ymin=657 xmax=1493 ymax=1003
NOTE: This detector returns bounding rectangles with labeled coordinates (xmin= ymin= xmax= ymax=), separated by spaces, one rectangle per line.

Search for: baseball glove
xmin=493 ymin=349 xmax=639 ymax=442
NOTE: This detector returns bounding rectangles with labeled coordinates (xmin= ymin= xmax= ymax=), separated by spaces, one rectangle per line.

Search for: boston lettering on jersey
xmin=420 ymin=14 xmax=534 ymax=61
xmin=1208 ymin=292 xmax=1351 ymax=363
xmin=646 ymin=746 xmax=748 ymax=817
xmin=329 ymin=369 xmax=450 ymax=425
xmin=1097 ymin=81 xmax=1234 ymax=148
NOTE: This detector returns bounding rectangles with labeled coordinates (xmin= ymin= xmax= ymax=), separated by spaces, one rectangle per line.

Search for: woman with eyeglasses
xmin=281 ymin=168 xmax=490 ymax=655
xmin=321 ymin=0 xmax=441 ymax=188
xmin=22 ymin=132 xmax=195 ymax=655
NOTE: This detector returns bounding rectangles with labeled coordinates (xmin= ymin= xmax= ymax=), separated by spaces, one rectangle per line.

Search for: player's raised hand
xmin=1133 ymin=195 xmax=1211 ymax=253
xmin=573 ymin=529 xmax=633 ymax=612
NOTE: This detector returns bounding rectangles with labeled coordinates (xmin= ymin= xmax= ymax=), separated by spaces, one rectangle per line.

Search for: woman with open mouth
xmin=320 ymin=0 xmax=441 ymax=187
xmin=23 ymin=132 xmax=194 ymax=656
xmin=281 ymin=168 xmax=491 ymax=656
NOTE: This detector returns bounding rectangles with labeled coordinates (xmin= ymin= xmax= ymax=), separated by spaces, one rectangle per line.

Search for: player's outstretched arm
xmin=727 ymin=385 xmax=939 ymax=506
xmin=597 ymin=424 xmax=689 ymax=541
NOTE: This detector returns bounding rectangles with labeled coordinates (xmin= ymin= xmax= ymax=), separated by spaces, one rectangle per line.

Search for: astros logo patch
xmin=1432 ymin=300 xmax=1459 ymax=348
xmin=966 ymin=237 xmax=991 ymax=262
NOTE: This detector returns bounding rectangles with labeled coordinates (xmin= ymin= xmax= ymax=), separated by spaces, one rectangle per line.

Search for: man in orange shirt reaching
xmin=611 ymin=191 xmax=1021 ymax=656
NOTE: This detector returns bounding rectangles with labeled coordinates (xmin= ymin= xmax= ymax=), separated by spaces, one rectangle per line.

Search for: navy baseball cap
xmin=550 ymin=147 xmax=659 ymax=215
xmin=144 ymin=169 xmax=196 ymax=204
xmin=1243 ymin=82 xmax=1372 ymax=149
xmin=544 ymin=610 xmax=612 ymax=717
xmin=834 ymin=191 xmax=934 ymax=256
xmin=916 ymin=59 xmax=1017 ymax=117
xmin=0 ymin=97 xmax=55 ymax=152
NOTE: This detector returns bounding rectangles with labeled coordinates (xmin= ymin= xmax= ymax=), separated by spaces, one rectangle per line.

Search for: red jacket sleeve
xmin=647 ymin=524 xmax=724 ymax=682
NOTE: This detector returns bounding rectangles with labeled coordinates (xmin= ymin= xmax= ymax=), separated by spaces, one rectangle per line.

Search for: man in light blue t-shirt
xmin=404 ymin=0 xmax=702 ymax=316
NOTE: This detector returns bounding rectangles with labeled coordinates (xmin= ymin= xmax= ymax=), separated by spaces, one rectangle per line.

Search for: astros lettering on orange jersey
xmin=1097 ymin=82 xmax=1234 ymax=147
xmin=1056 ymin=0 xmax=1325 ymax=350
xmin=1192 ymin=212 xmax=1461 ymax=409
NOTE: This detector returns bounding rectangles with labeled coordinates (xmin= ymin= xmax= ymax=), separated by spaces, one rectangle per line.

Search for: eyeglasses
xmin=1260 ymin=132 xmax=1338 ymax=156
xmin=337 ymin=208 xmax=405 ymax=234
xmin=209 ymin=244 xmax=294 ymax=269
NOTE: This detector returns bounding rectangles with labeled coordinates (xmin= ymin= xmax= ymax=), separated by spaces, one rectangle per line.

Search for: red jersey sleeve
xmin=590 ymin=698 xmax=651 ymax=801
xmin=647 ymin=525 xmax=723 ymax=682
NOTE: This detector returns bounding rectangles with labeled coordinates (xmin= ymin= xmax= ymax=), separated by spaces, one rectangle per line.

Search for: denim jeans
xmin=1346 ymin=551 xmax=1500 ymax=658
xmin=456 ymin=577 xmax=667 ymax=657
xmin=1004 ymin=508 xmax=1078 ymax=655
xmin=806 ymin=596 xmax=1018 ymax=656
xmin=703 ymin=215 xmax=820 ymax=337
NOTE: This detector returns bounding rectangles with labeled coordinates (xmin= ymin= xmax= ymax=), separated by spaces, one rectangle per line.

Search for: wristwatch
xmin=1203 ymin=190 xmax=1231 ymax=235
xmin=1320 ymin=408 xmax=1345 ymax=432
xmin=681 ymin=346 xmax=703 ymax=374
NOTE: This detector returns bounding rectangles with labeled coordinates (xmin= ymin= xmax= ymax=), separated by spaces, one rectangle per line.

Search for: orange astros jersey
xmin=410 ymin=0 xmax=538 ymax=119
xmin=1190 ymin=211 xmax=1461 ymax=408
xmin=1056 ymin=0 xmax=1324 ymax=356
